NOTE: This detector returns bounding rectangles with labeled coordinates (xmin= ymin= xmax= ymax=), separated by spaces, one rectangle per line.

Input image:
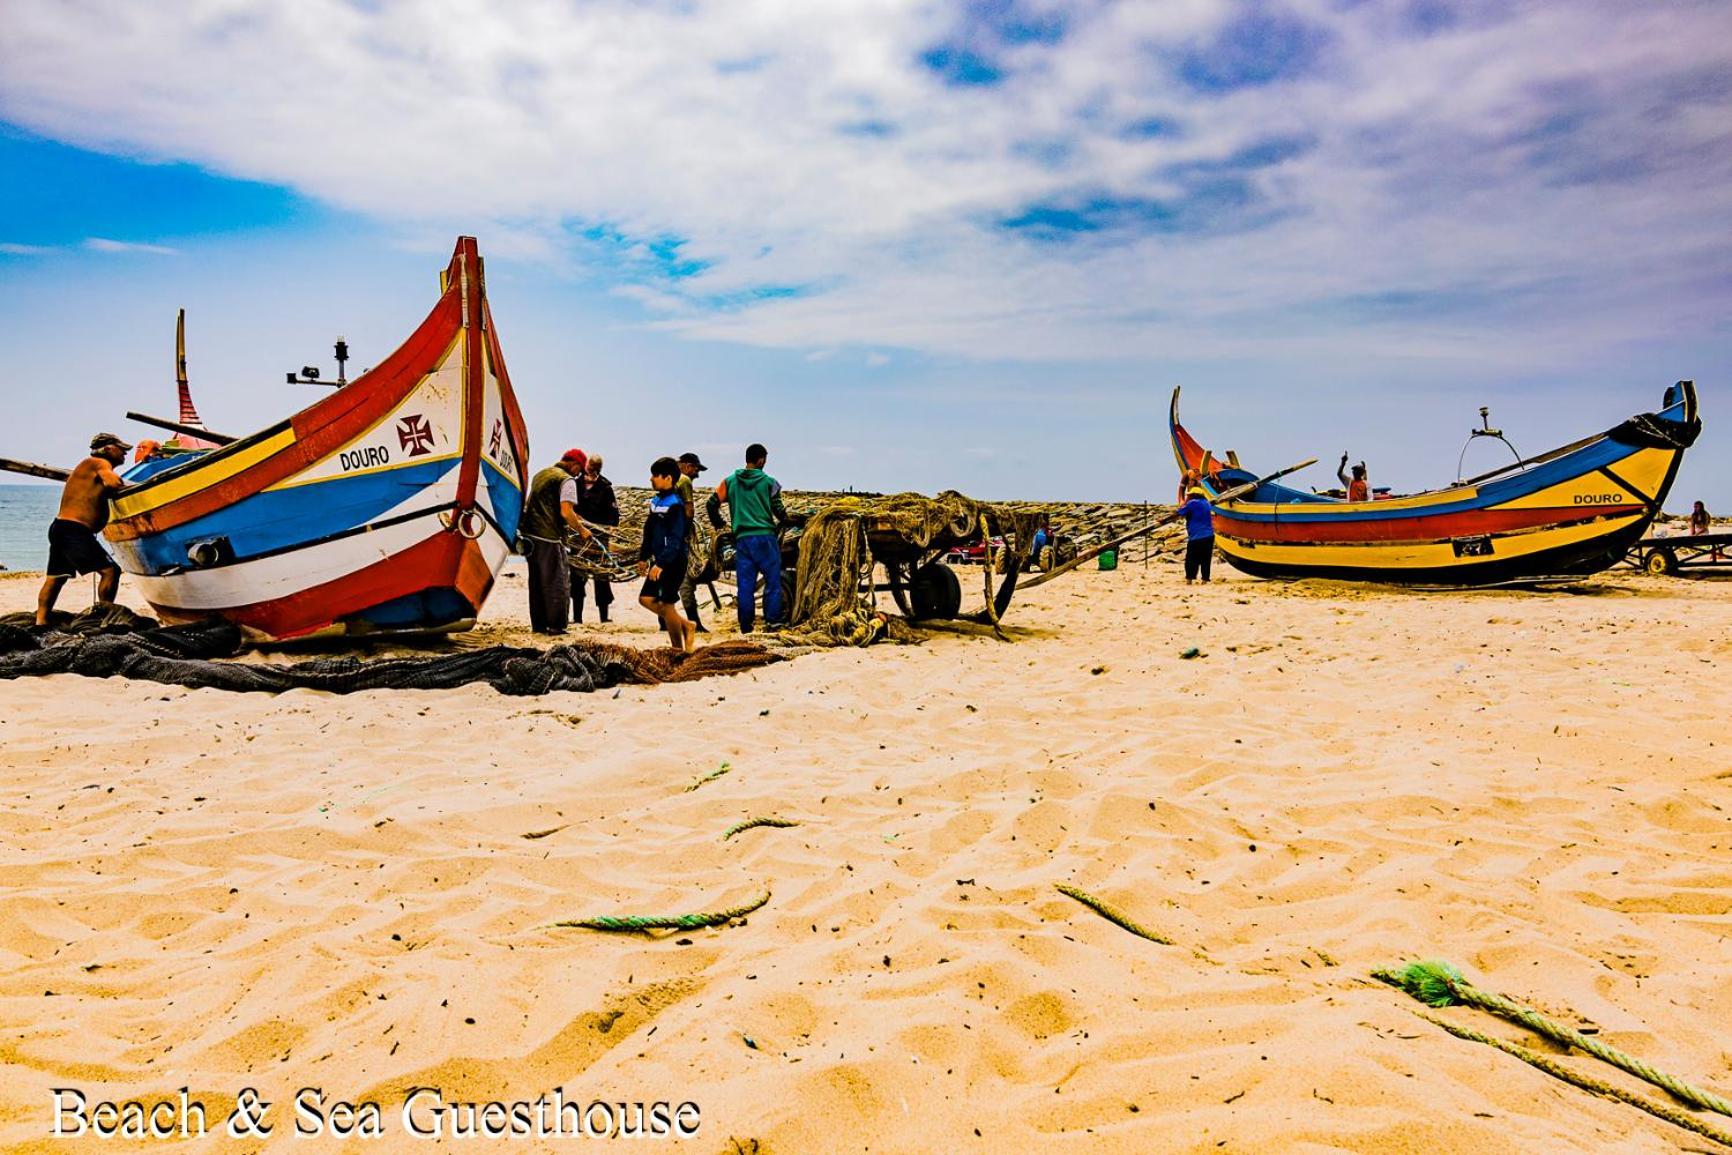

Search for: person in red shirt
xmin=1338 ymin=454 xmax=1370 ymax=502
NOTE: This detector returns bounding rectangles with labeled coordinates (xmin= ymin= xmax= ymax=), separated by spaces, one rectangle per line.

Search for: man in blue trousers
xmin=707 ymin=442 xmax=789 ymax=632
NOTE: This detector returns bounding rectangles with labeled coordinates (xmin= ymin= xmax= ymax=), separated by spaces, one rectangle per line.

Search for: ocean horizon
xmin=0 ymin=484 xmax=61 ymax=573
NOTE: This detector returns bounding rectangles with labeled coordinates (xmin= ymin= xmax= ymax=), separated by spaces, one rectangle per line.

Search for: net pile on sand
xmin=0 ymin=608 xmax=780 ymax=695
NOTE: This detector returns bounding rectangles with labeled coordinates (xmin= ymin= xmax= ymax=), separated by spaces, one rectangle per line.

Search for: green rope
xmin=1054 ymin=883 xmax=1173 ymax=946
xmin=555 ymin=889 xmax=770 ymax=932
xmin=723 ymin=816 xmax=800 ymax=840
xmin=1375 ymin=959 xmax=1732 ymax=1118
xmin=1415 ymin=1012 xmax=1732 ymax=1150
xmin=684 ymin=762 xmax=732 ymax=792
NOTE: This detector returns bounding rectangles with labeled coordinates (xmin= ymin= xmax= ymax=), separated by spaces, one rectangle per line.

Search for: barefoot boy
xmin=638 ymin=457 xmax=696 ymax=652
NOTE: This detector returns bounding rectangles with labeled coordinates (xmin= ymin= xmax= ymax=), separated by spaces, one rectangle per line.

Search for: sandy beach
xmin=0 ymin=557 xmax=1727 ymax=1153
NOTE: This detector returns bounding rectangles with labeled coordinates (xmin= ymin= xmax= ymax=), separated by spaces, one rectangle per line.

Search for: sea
xmin=0 ymin=485 xmax=61 ymax=572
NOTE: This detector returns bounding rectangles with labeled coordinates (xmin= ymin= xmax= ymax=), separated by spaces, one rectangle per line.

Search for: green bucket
xmin=1098 ymin=548 xmax=1118 ymax=571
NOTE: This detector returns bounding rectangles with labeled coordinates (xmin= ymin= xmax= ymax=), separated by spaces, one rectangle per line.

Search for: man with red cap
xmin=521 ymin=448 xmax=591 ymax=635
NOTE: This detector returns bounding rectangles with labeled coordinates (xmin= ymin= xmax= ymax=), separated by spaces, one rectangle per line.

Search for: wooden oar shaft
xmin=1015 ymin=457 xmax=1315 ymax=591
xmin=0 ymin=456 xmax=72 ymax=482
xmin=125 ymin=411 xmax=236 ymax=445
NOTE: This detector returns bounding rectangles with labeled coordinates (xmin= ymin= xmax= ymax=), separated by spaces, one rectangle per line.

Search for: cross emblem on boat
xmin=397 ymin=414 xmax=435 ymax=457
xmin=489 ymin=418 xmax=511 ymax=469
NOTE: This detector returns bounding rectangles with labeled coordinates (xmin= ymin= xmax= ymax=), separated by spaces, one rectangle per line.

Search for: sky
xmin=0 ymin=0 xmax=1727 ymax=506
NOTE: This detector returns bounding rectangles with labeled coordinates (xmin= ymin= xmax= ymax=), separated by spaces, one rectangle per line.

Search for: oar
xmin=0 ymin=457 xmax=72 ymax=482
xmin=1015 ymin=458 xmax=1315 ymax=591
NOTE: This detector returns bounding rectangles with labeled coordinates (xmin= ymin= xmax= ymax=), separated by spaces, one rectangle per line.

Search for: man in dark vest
xmin=571 ymin=452 xmax=619 ymax=623
xmin=521 ymin=448 xmax=590 ymax=635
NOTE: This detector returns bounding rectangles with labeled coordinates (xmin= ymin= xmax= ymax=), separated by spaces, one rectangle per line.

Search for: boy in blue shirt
xmin=1181 ymin=486 xmax=1215 ymax=583
xmin=638 ymin=456 xmax=696 ymax=651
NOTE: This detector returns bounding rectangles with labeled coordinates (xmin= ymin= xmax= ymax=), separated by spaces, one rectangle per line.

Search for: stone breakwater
xmin=607 ymin=488 xmax=1191 ymax=564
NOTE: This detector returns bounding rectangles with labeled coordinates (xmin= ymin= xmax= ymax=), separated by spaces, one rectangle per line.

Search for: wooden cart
xmin=1621 ymin=533 xmax=1732 ymax=575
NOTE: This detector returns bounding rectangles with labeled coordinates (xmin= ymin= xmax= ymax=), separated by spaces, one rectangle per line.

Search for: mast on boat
xmin=167 ymin=310 xmax=221 ymax=452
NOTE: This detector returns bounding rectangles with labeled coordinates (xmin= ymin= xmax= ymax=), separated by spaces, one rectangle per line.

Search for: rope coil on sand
xmin=1377 ymin=959 xmax=1732 ymax=1148
xmin=555 ymin=889 xmax=771 ymax=933
xmin=722 ymin=816 xmax=800 ymax=840
xmin=1054 ymin=883 xmax=1173 ymax=945
xmin=1414 ymin=1012 xmax=1732 ymax=1150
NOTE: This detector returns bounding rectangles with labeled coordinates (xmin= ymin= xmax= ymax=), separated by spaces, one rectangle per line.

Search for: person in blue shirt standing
xmin=1181 ymin=486 xmax=1215 ymax=583
xmin=638 ymin=456 xmax=696 ymax=652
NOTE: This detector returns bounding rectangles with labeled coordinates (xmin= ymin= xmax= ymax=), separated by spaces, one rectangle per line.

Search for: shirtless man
xmin=36 ymin=432 xmax=131 ymax=626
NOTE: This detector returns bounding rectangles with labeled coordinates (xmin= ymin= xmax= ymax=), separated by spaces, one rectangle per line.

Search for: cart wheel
xmin=908 ymin=561 xmax=962 ymax=621
xmin=1645 ymin=548 xmax=1677 ymax=576
xmin=886 ymin=562 xmax=914 ymax=616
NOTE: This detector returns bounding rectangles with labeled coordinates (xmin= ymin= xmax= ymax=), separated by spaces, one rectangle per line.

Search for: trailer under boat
xmin=1169 ymin=381 xmax=1699 ymax=586
xmin=1621 ymin=531 xmax=1732 ymax=576
xmin=102 ymin=237 xmax=529 ymax=641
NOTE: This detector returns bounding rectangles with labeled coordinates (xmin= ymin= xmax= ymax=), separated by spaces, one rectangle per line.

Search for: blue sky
xmin=0 ymin=0 xmax=1727 ymax=507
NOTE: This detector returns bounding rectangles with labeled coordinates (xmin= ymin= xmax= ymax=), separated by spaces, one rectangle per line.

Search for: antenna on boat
xmin=285 ymin=335 xmax=349 ymax=388
xmin=1456 ymin=406 xmax=1522 ymax=484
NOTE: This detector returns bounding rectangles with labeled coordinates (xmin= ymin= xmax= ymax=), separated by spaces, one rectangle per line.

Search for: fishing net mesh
xmin=0 ymin=607 xmax=780 ymax=695
xmin=780 ymin=491 xmax=1041 ymax=646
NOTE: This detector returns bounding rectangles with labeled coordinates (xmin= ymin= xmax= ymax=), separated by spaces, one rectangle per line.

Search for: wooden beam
xmin=125 ymin=411 xmax=237 ymax=446
xmin=0 ymin=456 xmax=71 ymax=482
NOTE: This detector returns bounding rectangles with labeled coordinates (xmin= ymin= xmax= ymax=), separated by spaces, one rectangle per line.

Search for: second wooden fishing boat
xmin=1169 ymin=381 xmax=1699 ymax=585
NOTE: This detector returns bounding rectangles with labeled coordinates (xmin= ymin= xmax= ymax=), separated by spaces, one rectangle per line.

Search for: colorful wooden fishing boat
xmin=103 ymin=237 xmax=529 ymax=640
xmin=1168 ymin=381 xmax=1699 ymax=585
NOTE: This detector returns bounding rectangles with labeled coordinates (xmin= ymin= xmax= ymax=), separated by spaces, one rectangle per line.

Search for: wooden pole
xmin=1017 ymin=458 xmax=1316 ymax=591
xmin=0 ymin=457 xmax=71 ymax=482
xmin=125 ymin=411 xmax=237 ymax=445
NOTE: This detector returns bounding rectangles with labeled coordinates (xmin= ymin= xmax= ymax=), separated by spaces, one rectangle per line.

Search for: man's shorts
xmin=640 ymin=557 xmax=687 ymax=605
xmin=46 ymin=518 xmax=115 ymax=577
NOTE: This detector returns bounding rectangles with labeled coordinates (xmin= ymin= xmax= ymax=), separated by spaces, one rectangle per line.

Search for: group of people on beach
xmin=520 ymin=442 xmax=789 ymax=651
xmin=28 ymin=427 xmax=1722 ymax=635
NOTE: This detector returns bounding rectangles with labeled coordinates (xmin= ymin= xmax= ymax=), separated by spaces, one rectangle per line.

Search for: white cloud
xmin=83 ymin=237 xmax=179 ymax=255
xmin=0 ymin=242 xmax=53 ymax=255
xmin=0 ymin=0 xmax=1727 ymax=367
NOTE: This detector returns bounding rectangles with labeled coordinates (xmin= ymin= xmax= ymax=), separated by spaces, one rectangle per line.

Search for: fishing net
xmin=782 ymin=491 xmax=1041 ymax=646
xmin=0 ymin=608 xmax=780 ymax=695
xmin=552 ymin=488 xmax=1043 ymax=647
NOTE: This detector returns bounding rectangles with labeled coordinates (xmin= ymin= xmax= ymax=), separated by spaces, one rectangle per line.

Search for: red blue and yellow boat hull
xmin=1169 ymin=382 xmax=1699 ymax=585
xmin=102 ymin=238 xmax=530 ymax=640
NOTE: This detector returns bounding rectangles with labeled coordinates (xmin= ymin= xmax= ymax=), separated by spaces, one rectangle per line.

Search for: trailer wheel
xmin=908 ymin=561 xmax=962 ymax=621
xmin=1645 ymin=548 xmax=1677 ymax=576
xmin=780 ymin=567 xmax=798 ymax=620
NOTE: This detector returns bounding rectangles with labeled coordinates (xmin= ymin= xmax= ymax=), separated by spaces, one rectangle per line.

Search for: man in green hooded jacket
xmin=707 ymin=442 xmax=789 ymax=631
